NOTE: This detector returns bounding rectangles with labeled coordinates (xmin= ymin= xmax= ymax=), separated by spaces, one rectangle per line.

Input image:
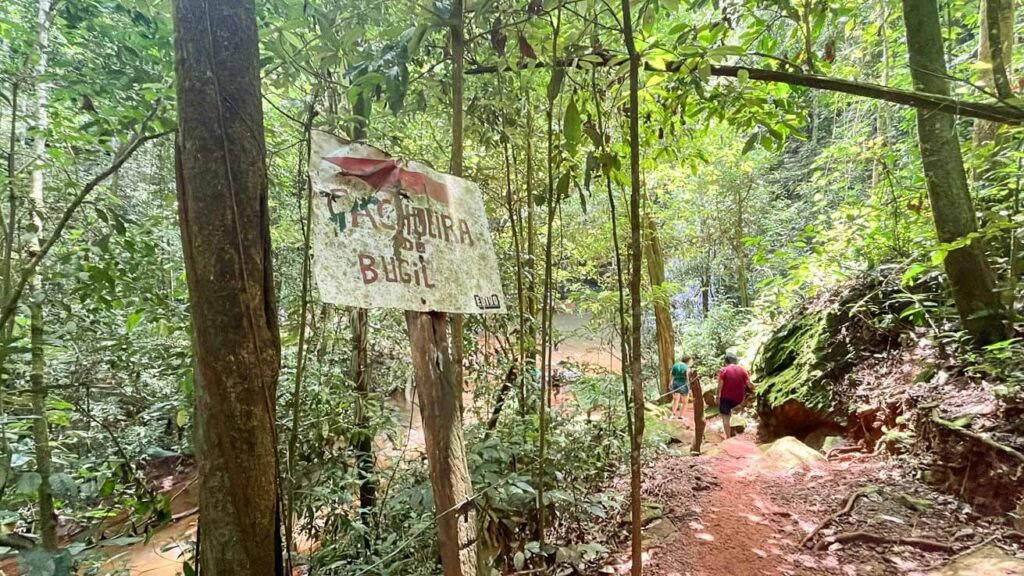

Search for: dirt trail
xmin=614 ymin=410 xmax=1024 ymax=576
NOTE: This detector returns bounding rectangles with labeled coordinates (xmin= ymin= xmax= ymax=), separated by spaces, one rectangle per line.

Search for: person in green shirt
xmin=670 ymin=355 xmax=692 ymax=422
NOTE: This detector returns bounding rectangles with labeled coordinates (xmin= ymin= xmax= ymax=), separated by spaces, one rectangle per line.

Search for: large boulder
xmin=753 ymin=306 xmax=848 ymax=438
xmin=752 ymin=275 xmax=903 ymax=439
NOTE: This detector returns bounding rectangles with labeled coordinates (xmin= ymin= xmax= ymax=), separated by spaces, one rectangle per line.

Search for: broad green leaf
xmin=564 ymin=98 xmax=581 ymax=155
xmin=547 ymin=68 xmax=564 ymax=103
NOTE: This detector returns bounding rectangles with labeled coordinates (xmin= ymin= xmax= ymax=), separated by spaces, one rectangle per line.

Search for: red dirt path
xmin=620 ymin=410 xmax=875 ymax=576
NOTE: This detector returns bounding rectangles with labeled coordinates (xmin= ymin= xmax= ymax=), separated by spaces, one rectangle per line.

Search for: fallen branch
xmin=0 ymin=533 xmax=37 ymax=550
xmin=801 ymin=486 xmax=876 ymax=548
xmin=171 ymin=506 xmax=199 ymax=522
xmin=930 ymin=411 xmax=1024 ymax=464
xmin=814 ymin=531 xmax=953 ymax=552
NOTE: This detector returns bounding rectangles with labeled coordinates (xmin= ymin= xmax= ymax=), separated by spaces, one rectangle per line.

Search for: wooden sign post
xmin=308 ymin=132 xmax=505 ymax=575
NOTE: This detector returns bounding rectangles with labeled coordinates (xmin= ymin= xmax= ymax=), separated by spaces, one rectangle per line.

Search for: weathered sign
xmin=308 ymin=131 xmax=506 ymax=313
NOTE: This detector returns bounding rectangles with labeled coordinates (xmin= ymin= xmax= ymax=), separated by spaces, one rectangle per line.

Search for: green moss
xmin=753 ymin=308 xmax=836 ymax=413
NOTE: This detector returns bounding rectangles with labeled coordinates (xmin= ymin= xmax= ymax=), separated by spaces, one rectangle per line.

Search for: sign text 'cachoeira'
xmin=308 ymin=131 xmax=506 ymax=314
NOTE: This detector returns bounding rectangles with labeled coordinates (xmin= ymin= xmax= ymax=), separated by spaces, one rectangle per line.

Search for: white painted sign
xmin=308 ymin=131 xmax=506 ymax=314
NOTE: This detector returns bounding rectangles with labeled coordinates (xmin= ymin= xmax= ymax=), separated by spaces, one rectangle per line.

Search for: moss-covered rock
xmin=753 ymin=306 xmax=850 ymax=437
xmin=752 ymin=274 xmax=904 ymax=439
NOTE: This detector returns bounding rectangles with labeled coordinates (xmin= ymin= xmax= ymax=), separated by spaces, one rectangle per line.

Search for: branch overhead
xmin=464 ymin=55 xmax=1024 ymax=124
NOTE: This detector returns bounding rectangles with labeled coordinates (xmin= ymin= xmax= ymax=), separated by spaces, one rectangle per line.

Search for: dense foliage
xmin=0 ymin=0 xmax=1020 ymax=573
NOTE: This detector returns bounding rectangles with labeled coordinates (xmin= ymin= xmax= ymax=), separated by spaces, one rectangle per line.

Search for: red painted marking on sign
xmin=324 ymin=156 xmax=450 ymax=205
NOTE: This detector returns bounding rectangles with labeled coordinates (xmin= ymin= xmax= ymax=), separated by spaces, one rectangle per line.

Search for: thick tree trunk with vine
xmin=28 ymin=0 xmax=56 ymax=552
xmin=901 ymin=0 xmax=1009 ymax=346
xmin=406 ymin=311 xmax=478 ymax=576
xmin=172 ymin=0 xmax=283 ymax=573
xmin=620 ymin=0 xmax=646 ymax=572
xmin=643 ymin=214 xmax=673 ymax=399
xmin=973 ymin=0 xmax=1014 ymax=145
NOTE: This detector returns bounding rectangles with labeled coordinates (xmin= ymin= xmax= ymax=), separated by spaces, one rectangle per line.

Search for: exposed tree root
xmin=813 ymin=531 xmax=953 ymax=552
xmin=924 ymin=534 xmax=998 ymax=570
xmin=930 ymin=412 xmax=1024 ymax=464
xmin=800 ymin=487 xmax=876 ymax=548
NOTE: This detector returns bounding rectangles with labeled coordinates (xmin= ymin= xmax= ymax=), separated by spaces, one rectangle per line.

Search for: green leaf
xmin=901 ymin=264 xmax=927 ymax=286
xmin=15 ymin=472 xmax=41 ymax=496
xmin=126 ymin=310 xmax=144 ymax=332
xmin=698 ymin=60 xmax=711 ymax=82
xmin=563 ymin=98 xmax=581 ymax=155
xmin=514 ymin=551 xmax=525 ymax=570
xmin=49 ymin=473 xmax=79 ymax=502
xmin=19 ymin=548 xmax=73 ymax=576
xmin=741 ymin=133 xmax=758 ymax=155
xmin=556 ymin=172 xmax=570 ymax=201
xmin=547 ymin=68 xmax=564 ymax=103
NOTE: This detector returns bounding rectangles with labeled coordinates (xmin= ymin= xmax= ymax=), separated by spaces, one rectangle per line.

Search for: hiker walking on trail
xmin=670 ymin=355 xmax=692 ymax=422
xmin=717 ymin=353 xmax=754 ymax=439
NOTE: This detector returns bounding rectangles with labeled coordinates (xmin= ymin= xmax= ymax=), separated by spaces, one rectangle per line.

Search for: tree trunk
xmin=503 ymin=133 xmax=528 ymax=409
xmin=620 ymin=0 xmax=646 ymax=571
xmin=171 ymin=1 xmax=283 ymax=573
xmin=643 ymin=214 xmax=673 ymax=399
xmin=973 ymin=0 xmax=1014 ymax=144
xmin=700 ymin=264 xmax=711 ymax=317
xmin=525 ymin=88 xmax=538 ymax=363
xmin=689 ymin=371 xmax=705 ymax=456
xmin=406 ymin=311 xmax=478 ymax=576
xmin=733 ymin=184 xmax=751 ymax=308
xmin=901 ymin=0 xmax=1009 ymax=346
xmin=349 ymin=91 xmax=377 ymax=527
xmin=450 ymin=0 xmax=466 ymax=390
xmin=2 ymin=82 xmax=17 ymax=347
xmin=28 ymin=0 xmax=56 ymax=552
xmin=403 ymin=6 xmax=478 ymax=574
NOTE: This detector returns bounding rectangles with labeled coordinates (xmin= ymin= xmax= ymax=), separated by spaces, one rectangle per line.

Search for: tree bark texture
xmin=643 ymin=214 xmax=673 ymax=399
xmin=172 ymin=0 xmax=283 ymax=572
xmin=973 ymin=0 xmax=1015 ymax=144
xmin=620 ymin=0 xmax=646 ymax=571
xmin=29 ymin=0 xmax=56 ymax=552
xmin=450 ymin=0 xmax=466 ymax=390
xmin=405 ymin=311 xmax=478 ymax=576
xmin=901 ymin=0 xmax=1009 ymax=346
xmin=689 ymin=370 xmax=705 ymax=456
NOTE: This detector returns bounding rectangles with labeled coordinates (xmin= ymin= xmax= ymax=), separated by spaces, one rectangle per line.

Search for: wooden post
xmin=405 ymin=311 xmax=478 ymax=576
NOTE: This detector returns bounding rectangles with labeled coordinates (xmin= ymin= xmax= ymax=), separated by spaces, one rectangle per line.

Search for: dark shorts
xmin=719 ymin=398 xmax=741 ymax=415
xmin=672 ymin=383 xmax=689 ymax=396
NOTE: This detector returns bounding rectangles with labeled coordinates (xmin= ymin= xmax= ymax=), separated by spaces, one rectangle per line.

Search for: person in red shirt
xmin=717 ymin=353 xmax=755 ymax=439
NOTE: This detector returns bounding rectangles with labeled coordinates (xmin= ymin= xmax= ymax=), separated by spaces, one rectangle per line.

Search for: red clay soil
xmin=637 ymin=418 xmax=820 ymax=576
xmin=610 ymin=407 xmax=1024 ymax=576
xmin=611 ymin=411 xmax=916 ymax=576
